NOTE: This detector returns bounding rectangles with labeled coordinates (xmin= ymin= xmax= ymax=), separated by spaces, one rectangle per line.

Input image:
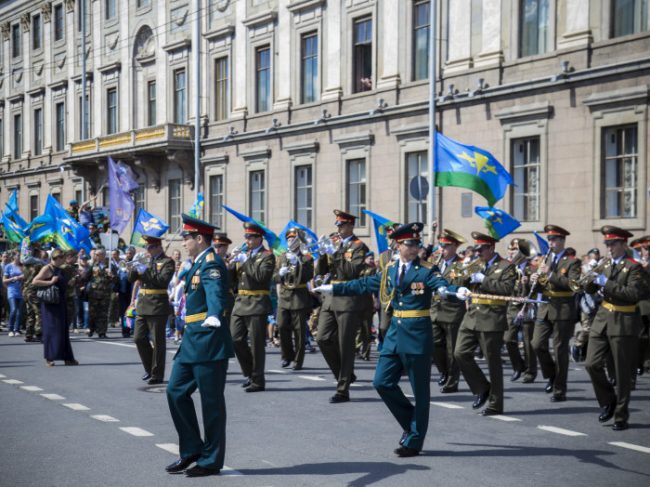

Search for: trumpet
xmin=460 ymin=258 xmax=485 ymax=278
xmin=572 ymin=257 xmax=611 ymax=291
xmin=118 ymin=252 xmax=149 ymax=271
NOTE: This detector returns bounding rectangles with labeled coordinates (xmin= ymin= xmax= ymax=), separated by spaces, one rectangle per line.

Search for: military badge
xmin=208 ymin=269 xmax=221 ymax=279
xmin=156 ymin=262 xmax=163 ymax=270
xmin=191 ymin=275 xmax=201 ymax=289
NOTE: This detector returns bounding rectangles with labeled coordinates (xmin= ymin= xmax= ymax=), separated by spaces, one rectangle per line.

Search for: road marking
xmin=430 ymin=401 xmax=464 ymax=409
xmin=300 ymin=375 xmax=326 ymax=381
xmin=268 ymin=369 xmax=289 ymax=374
xmin=95 ymin=341 xmax=137 ymax=349
xmin=537 ymin=425 xmax=587 ymax=437
xmin=120 ymin=427 xmax=154 ymax=437
xmin=20 ymin=385 xmax=44 ymax=392
xmin=609 ymin=442 xmax=650 ymax=454
xmin=156 ymin=443 xmax=180 ymax=455
xmin=222 ymin=466 xmax=244 ymax=476
xmin=0 ymin=373 xmax=6 ymax=378
xmin=488 ymin=415 xmax=522 ymax=422
xmin=155 ymin=443 xmax=243 ymax=475
xmin=63 ymin=403 xmax=91 ymax=411
xmin=91 ymin=414 xmax=120 ymax=422
xmin=2 ymin=379 xmax=24 ymax=385
xmin=41 ymin=393 xmax=65 ymax=400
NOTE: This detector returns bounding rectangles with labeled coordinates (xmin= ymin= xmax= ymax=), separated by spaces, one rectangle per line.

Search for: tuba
xmin=511 ymin=239 xmax=535 ymax=267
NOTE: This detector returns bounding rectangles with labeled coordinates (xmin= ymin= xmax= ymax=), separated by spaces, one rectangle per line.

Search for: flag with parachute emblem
xmin=130 ymin=208 xmax=169 ymax=247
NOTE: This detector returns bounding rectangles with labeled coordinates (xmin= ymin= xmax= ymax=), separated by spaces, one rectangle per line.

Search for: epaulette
xmin=627 ymin=257 xmax=640 ymax=265
xmin=420 ymin=260 xmax=433 ymax=269
xmin=352 ymin=238 xmax=363 ymax=245
xmin=263 ymin=249 xmax=273 ymax=255
xmin=206 ymin=253 xmax=215 ymax=262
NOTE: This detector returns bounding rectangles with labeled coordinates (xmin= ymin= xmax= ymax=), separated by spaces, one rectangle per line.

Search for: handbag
xmin=37 ymin=284 xmax=60 ymax=305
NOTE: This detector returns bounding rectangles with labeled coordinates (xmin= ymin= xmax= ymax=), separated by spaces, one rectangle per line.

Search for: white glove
xmin=437 ymin=286 xmax=448 ymax=297
xmin=181 ymin=260 xmax=192 ymax=272
xmin=470 ymin=272 xmax=485 ymax=284
xmin=456 ymin=287 xmax=471 ymax=301
xmin=594 ymin=274 xmax=608 ymax=287
xmin=324 ymin=244 xmax=336 ymax=256
xmin=232 ymin=253 xmax=248 ymax=263
xmin=313 ymin=284 xmax=333 ymax=294
xmin=136 ymin=264 xmax=148 ymax=274
xmin=201 ymin=316 xmax=221 ymax=328
xmin=286 ymin=252 xmax=299 ymax=265
xmin=278 ymin=266 xmax=290 ymax=277
xmin=588 ymin=259 xmax=598 ymax=269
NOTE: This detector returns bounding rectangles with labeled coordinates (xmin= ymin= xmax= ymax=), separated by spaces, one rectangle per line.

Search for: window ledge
xmin=583 ymin=85 xmax=649 ymax=109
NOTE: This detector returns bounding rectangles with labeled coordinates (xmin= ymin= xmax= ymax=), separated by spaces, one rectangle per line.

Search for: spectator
xmin=3 ymin=252 xmax=24 ymax=337
xmin=67 ymin=200 xmax=80 ymax=221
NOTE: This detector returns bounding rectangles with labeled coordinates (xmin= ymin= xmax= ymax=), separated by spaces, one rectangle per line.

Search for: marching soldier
xmin=275 ymin=227 xmax=314 ymax=370
xmin=22 ymin=246 xmax=45 ymax=342
xmin=583 ymin=226 xmax=648 ymax=431
xmin=212 ymin=233 xmax=234 ymax=319
xmin=85 ymin=248 xmax=118 ymax=338
xmin=129 ymin=232 xmax=175 ymax=385
xmin=572 ymin=248 xmax=604 ymax=363
xmin=530 ymin=225 xmax=581 ymax=402
xmin=454 ymin=232 xmax=517 ymax=416
xmin=376 ymin=224 xmax=401 ymax=342
xmin=630 ymin=236 xmax=650 ymax=376
xmin=430 ymin=229 xmax=469 ymax=393
xmin=356 ymin=252 xmax=378 ymax=361
xmin=229 ymin=222 xmax=275 ymax=392
xmin=315 ymin=210 xmax=369 ymax=403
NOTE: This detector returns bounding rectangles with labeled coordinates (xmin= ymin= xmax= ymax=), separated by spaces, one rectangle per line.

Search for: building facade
xmin=0 ymin=0 xmax=648 ymax=253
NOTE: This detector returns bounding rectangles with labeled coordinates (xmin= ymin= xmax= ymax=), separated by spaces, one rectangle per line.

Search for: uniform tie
xmin=398 ymin=264 xmax=406 ymax=286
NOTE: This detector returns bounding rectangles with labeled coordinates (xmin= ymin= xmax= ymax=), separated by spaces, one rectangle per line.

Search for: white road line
xmin=156 ymin=443 xmax=180 ymax=455
xmin=268 ymin=369 xmax=289 ymax=374
xmin=299 ymin=375 xmax=326 ymax=381
xmin=63 ymin=403 xmax=91 ymax=411
xmin=91 ymin=414 xmax=120 ymax=422
xmin=430 ymin=401 xmax=464 ymax=409
xmin=120 ymin=427 xmax=154 ymax=437
xmin=0 ymin=373 xmax=6 ymax=378
xmin=2 ymin=379 xmax=24 ymax=385
xmin=488 ymin=415 xmax=522 ymax=422
xmin=537 ymin=425 xmax=587 ymax=437
xmin=95 ymin=341 xmax=137 ymax=349
xmin=41 ymin=393 xmax=65 ymax=401
xmin=222 ymin=466 xmax=244 ymax=476
xmin=20 ymin=385 xmax=44 ymax=392
xmin=609 ymin=442 xmax=650 ymax=454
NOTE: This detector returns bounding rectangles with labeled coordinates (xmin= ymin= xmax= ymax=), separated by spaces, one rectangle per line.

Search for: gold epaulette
xmin=206 ymin=253 xmax=214 ymax=262
xmin=420 ymin=260 xmax=433 ymax=269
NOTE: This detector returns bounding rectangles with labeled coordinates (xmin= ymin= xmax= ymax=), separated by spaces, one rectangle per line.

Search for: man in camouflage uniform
xmin=22 ymin=246 xmax=45 ymax=342
xmin=85 ymin=248 xmax=117 ymax=338
xmin=61 ymin=250 xmax=80 ymax=330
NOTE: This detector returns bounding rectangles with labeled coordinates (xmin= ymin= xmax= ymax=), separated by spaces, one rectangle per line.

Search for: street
xmin=1 ymin=330 xmax=649 ymax=487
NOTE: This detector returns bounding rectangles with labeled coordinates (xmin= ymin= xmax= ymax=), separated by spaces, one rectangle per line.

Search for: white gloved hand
xmin=456 ymin=287 xmax=471 ymax=301
xmin=588 ymin=259 xmax=598 ymax=269
xmin=470 ymin=272 xmax=485 ymax=284
xmin=201 ymin=316 xmax=221 ymax=328
xmin=286 ymin=252 xmax=299 ymax=265
xmin=313 ymin=284 xmax=333 ymax=294
xmin=278 ymin=266 xmax=290 ymax=277
xmin=437 ymin=286 xmax=448 ymax=297
xmin=594 ymin=274 xmax=608 ymax=287
xmin=232 ymin=253 xmax=248 ymax=263
xmin=136 ymin=264 xmax=148 ymax=274
xmin=324 ymin=244 xmax=336 ymax=256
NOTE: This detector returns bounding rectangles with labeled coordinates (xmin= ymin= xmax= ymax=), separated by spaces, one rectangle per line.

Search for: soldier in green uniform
xmin=85 ymin=248 xmax=117 ymax=338
xmin=454 ymin=232 xmax=517 ymax=416
xmin=583 ymin=226 xmax=648 ymax=431
xmin=212 ymin=233 xmax=235 ymax=319
xmin=630 ymin=236 xmax=650 ymax=376
xmin=315 ymin=223 xmax=459 ymax=456
xmin=315 ymin=210 xmax=369 ymax=403
xmin=22 ymin=246 xmax=45 ymax=342
xmin=430 ymin=229 xmax=469 ymax=393
xmin=61 ymin=250 xmax=80 ymax=330
xmin=275 ymin=227 xmax=314 ymax=370
xmin=129 ymin=233 xmax=175 ymax=385
xmin=531 ymin=225 xmax=581 ymax=401
xmin=229 ymin=222 xmax=275 ymax=392
xmin=165 ymin=214 xmax=233 ymax=477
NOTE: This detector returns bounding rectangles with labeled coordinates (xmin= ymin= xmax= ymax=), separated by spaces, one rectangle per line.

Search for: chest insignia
xmin=410 ymin=282 xmax=425 ymax=295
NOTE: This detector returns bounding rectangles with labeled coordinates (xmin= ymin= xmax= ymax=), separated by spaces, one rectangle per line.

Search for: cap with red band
xmin=438 ymin=228 xmax=466 ymax=245
xmin=601 ymin=225 xmax=633 ymax=242
xmin=181 ymin=213 xmax=219 ymax=238
xmin=243 ymin=222 xmax=265 ymax=237
xmin=333 ymin=209 xmax=356 ymax=226
xmin=390 ymin=222 xmax=424 ymax=243
xmin=544 ymin=224 xmax=570 ymax=237
xmin=212 ymin=232 xmax=232 ymax=245
xmin=630 ymin=235 xmax=650 ymax=248
xmin=471 ymin=231 xmax=498 ymax=245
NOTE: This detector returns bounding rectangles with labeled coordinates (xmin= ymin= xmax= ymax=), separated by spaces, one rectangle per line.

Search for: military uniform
xmin=213 ymin=233 xmax=235 ymax=319
xmin=22 ymin=256 xmax=44 ymax=340
xmin=61 ymin=259 xmax=79 ymax=329
xmin=531 ymin=225 xmax=581 ymax=400
xmin=630 ymin=236 xmax=650 ymax=375
xmin=86 ymin=262 xmax=118 ymax=337
xmin=454 ymin=232 xmax=517 ymax=415
xmin=377 ymin=247 xmax=397 ymax=340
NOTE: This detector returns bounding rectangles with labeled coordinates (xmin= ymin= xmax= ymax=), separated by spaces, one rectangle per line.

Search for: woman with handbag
xmin=32 ymin=249 xmax=78 ymax=367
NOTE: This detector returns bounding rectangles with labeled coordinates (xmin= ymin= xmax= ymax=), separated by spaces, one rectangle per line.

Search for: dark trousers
xmin=230 ymin=314 xmax=266 ymax=387
xmin=277 ymin=307 xmax=309 ymax=368
xmin=504 ymin=321 xmax=537 ymax=379
xmin=432 ymin=321 xmax=461 ymax=389
xmin=134 ymin=314 xmax=168 ymax=379
xmin=167 ymin=360 xmax=228 ymax=470
xmin=317 ymin=309 xmax=359 ymax=396
xmin=532 ymin=318 xmax=573 ymax=395
xmin=88 ymin=297 xmax=110 ymax=335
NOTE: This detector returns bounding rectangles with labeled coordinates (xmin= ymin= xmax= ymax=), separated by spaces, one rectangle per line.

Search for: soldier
xmin=583 ymin=226 xmax=648 ymax=431
xmin=229 ymin=222 xmax=275 ymax=392
xmin=454 ymin=232 xmax=517 ymax=416
xmin=129 ymin=232 xmax=175 ymax=385
xmin=275 ymin=227 xmax=314 ymax=370
xmin=376 ymin=223 xmax=401 ymax=343
xmin=572 ymin=248 xmax=604 ymax=362
xmin=356 ymin=252 xmax=377 ymax=361
xmin=212 ymin=233 xmax=234 ymax=320
xmin=530 ymin=225 xmax=581 ymax=402
xmin=630 ymin=236 xmax=650 ymax=378
xmin=165 ymin=214 xmax=233 ymax=477
xmin=85 ymin=248 xmax=117 ymax=338
xmin=22 ymin=245 xmax=45 ymax=342
xmin=314 ymin=223 xmax=459 ymax=456
xmin=430 ymin=229 xmax=469 ymax=393
xmin=315 ymin=210 xmax=369 ymax=403
xmin=61 ymin=250 xmax=80 ymax=331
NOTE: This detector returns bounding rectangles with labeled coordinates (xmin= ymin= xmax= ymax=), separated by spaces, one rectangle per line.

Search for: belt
xmin=185 ymin=312 xmax=207 ymax=323
xmin=472 ymin=298 xmax=507 ymax=306
xmin=393 ymin=309 xmax=430 ymax=318
xmin=330 ymin=280 xmax=348 ymax=284
xmin=543 ymin=290 xmax=574 ymax=298
xmin=238 ymin=290 xmax=270 ymax=296
xmin=139 ymin=289 xmax=168 ymax=295
xmin=602 ymin=301 xmax=637 ymax=313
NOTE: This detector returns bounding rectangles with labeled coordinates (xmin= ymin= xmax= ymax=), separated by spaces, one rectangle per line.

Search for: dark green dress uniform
xmin=356 ymin=264 xmax=377 ymax=361
xmin=630 ymin=236 xmax=650 ymax=374
xmin=129 ymin=243 xmax=175 ymax=382
xmin=377 ymin=247 xmax=397 ymax=339
xmin=332 ymin=223 xmax=456 ymax=454
xmin=166 ymin=215 xmax=233 ymax=472
xmin=61 ymin=260 xmax=79 ymax=329
xmin=531 ymin=225 xmax=581 ymax=399
xmin=584 ymin=227 xmax=648 ymax=429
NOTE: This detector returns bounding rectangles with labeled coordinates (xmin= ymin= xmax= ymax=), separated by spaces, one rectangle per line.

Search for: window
xmin=511 ymin=137 xmax=541 ymax=222
xmin=413 ymin=1 xmax=430 ymax=81
xmin=75 ymin=189 xmax=83 ymax=205
xmin=214 ymin=57 xmax=229 ymax=121
xmin=147 ymin=81 xmax=156 ymax=126
xmin=209 ymin=175 xmax=224 ymax=227
xmin=56 ymin=102 xmax=66 ymax=151
xmin=168 ymin=179 xmax=182 ymax=232
xmin=346 ymin=159 xmax=367 ymax=226
xmin=602 ymin=125 xmax=638 ymax=219
xmin=33 ymin=108 xmax=43 ymax=156
xmin=137 ymin=0 xmax=150 ymax=7
xmin=406 ymin=151 xmax=428 ymax=222
xmin=13 ymin=114 xmax=22 ymax=159
xmin=133 ymin=184 xmax=145 ymax=220
xmin=52 ymin=193 xmax=61 ymax=203
xmin=106 ymin=87 xmax=118 ymax=134
xmin=301 ymin=33 xmax=318 ymax=104
xmin=32 ymin=14 xmax=42 ymax=50
xmin=255 ymin=46 xmax=271 ymax=113
xmin=294 ymin=166 xmax=313 ymax=228
xmin=29 ymin=195 xmax=39 ymax=220
xmin=519 ymin=0 xmax=550 ymax=57
xmin=173 ymin=69 xmax=187 ymax=123
xmin=249 ymin=171 xmax=265 ymax=222
xmin=79 ymin=94 xmax=91 ymax=139
xmin=105 ymin=0 xmax=116 ymax=20
xmin=612 ymin=0 xmax=648 ymax=37
xmin=54 ymin=4 xmax=64 ymax=41
xmin=12 ymin=24 xmax=20 ymax=58
xmin=353 ymin=17 xmax=373 ymax=93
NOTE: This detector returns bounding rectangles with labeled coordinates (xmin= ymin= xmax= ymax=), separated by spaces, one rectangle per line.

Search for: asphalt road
xmin=1 ymin=330 xmax=649 ymax=487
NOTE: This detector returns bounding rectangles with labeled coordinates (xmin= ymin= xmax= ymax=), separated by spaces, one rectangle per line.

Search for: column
xmin=474 ymin=0 xmax=503 ymax=68
xmin=231 ymin=0 xmax=248 ymax=118
xmin=321 ymin=0 xmax=342 ymax=101
xmin=377 ymin=0 xmax=400 ymax=89
xmin=558 ymin=0 xmax=591 ymax=49
xmin=273 ymin=0 xmax=291 ymax=110
xmin=444 ymin=0 xmax=471 ymax=74
xmin=43 ymin=8 xmax=52 ymax=151
xmin=119 ymin=0 xmax=130 ymax=131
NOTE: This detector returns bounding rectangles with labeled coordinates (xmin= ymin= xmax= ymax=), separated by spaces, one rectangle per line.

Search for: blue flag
xmin=362 ymin=209 xmax=397 ymax=254
xmin=1 ymin=211 xmax=26 ymax=243
xmin=435 ymin=132 xmax=513 ymax=206
xmin=108 ymin=157 xmax=138 ymax=234
xmin=188 ymin=193 xmax=205 ymax=219
xmin=222 ymin=205 xmax=280 ymax=253
xmin=28 ymin=195 xmax=93 ymax=252
xmin=533 ymin=231 xmax=550 ymax=255
xmin=130 ymin=208 xmax=169 ymax=247
xmin=3 ymin=189 xmax=28 ymax=230
xmin=474 ymin=206 xmax=521 ymax=240
xmin=278 ymin=220 xmax=319 ymax=255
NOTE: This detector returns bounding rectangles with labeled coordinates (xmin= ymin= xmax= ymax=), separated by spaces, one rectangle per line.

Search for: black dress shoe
xmin=394 ymin=446 xmax=419 ymax=457
xmin=281 ymin=360 xmax=291 ymax=368
xmin=550 ymin=393 xmax=566 ymax=403
xmin=598 ymin=401 xmax=616 ymax=423
xmin=399 ymin=431 xmax=410 ymax=445
xmin=185 ymin=465 xmax=220 ymax=477
xmin=437 ymin=373 xmax=448 ymax=386
xmin=481 ymin=408 xmax=501 ymax=416
xmin=522 ymin=375 xmax=535 ymax=384
xmin=472 ymin=390 xmax=490 ymax=410
xmin=612 ymin=421 xmax=628 ymax=431
xmin=148 ymin=378 xmax=163 ymax=385
xmin=241 ymin=378 xmax=252 ymax=388
xmin=440 ymin=385 xmax=458 ymax=393
xmin=165 ymin=454 xmax=201 ymax=473
xmin=351 ymin=373 xmax=357 ymax=384
xmin=510 ymin=370 xmax=522 ymax=382
xmin=544 ymin=377 xmax=555 ymax=394
xmin=292 ymin=364 xmax=303 ymax=371
xmin=329 ymin=394 xmax=350 ymax=404
xmin=245 ymin=384 xmax=265 ymax=393
xmin=141 ymin=373 xmax=152 ymax=381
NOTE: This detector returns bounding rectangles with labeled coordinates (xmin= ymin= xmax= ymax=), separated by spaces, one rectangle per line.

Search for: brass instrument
xmin=282 ymin=232 xmax=308 ymax=289
xmin=573 ymin=257 xmax=611 ymax=291
xmin=468 ymin=292 xmax=547 ymax=305
xmin=511 ymin=239 xmax=534 ymax=267
xmin=460 ymin=258 xmax=485 ymax=278
xmin=118 ymin=252 xmax=149 ymax=271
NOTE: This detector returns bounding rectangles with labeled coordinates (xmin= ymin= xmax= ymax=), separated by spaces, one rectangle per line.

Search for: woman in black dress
xmin=32 ymin=249 xmax=79 ymax=367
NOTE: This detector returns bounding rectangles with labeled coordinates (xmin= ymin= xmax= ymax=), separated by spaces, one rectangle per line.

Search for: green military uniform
xmin=22 ymin=256 xmax=44 ymax=340
xmin=630 ymin=237 xmax=650 ymax=374
xmin=129 ymin=247 xmax=175 ymax=382
xmin=86 ymin=262 xmax=118 ymax=337
xmin=61 ymin=261 xmax=79 ymax=329
xmin=356 ymin=264 xmax=377 ymax=361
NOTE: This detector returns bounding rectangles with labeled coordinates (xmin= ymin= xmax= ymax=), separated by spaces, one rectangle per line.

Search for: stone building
xmin=0 ymin=0 xmax=648 ymax=254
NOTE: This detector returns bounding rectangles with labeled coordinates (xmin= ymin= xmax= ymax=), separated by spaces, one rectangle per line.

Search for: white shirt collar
xmin=250 ymin=244 xmax=264 ymax=256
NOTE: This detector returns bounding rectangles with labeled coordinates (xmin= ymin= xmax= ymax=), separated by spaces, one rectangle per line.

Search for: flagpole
xmin=193 ymin=0 xmax=201 ymax=214
xmin=427 ymin=0 xmax=437 ymax=233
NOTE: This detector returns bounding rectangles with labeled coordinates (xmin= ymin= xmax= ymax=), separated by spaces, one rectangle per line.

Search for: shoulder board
xmin=627 ymin=257 xmax=640 ymax=265
xmin=206 ymin=253 xmax=215 ymax=262
xmin=420 ymin=260 xmax=433 ymax=269
xmin=263 ymin=249 xmax=273 ymax=255
xmin=352 ymin=238 xmax=363 ymax=245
